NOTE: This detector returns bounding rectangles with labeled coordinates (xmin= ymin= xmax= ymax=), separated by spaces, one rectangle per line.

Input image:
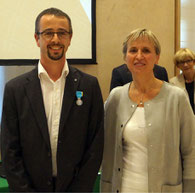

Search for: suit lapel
xmin=194 ymin=77 xmax=195 ymax=109
xmin=24 ymin=68 xmax=50 ymax=147
xmin=59 ymin=66 xmax=80 ymax=134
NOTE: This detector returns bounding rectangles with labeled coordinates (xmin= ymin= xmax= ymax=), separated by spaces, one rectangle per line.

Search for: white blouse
xmin=121 ymin=107 xmax=148 ymax=193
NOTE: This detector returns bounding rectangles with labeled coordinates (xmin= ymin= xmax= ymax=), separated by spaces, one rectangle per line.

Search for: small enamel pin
xmin=76 ymin=91 xmax=83 ymax=106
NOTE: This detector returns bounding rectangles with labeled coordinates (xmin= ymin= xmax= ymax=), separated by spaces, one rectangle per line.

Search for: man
xmin=110 ymin=63 xmax=168 ymax=91
xmin=1 ymin=8 xmax=104 ymax=192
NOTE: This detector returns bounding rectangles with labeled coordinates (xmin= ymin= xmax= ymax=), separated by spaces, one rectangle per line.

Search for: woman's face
xmin=125 ymin=37 xmax=160 ymax=76
xmin=177 ymin=58 xmax=195 ymax=74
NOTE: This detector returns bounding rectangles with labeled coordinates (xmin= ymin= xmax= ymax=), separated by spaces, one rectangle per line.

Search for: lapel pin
xmin=76 ymin=91 xmax=83 ymax=106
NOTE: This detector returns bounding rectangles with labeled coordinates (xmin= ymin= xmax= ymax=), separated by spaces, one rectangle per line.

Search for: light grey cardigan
xmin=101 ymin=82 xmax=195 ymax=193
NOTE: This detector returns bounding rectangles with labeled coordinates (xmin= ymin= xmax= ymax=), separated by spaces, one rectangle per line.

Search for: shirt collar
xmin=38 ymin=60 xmax=69 ymax=80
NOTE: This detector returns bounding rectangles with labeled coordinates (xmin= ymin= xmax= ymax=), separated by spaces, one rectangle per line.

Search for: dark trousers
xmin=52 ymin=177 xmax=57 ymax=192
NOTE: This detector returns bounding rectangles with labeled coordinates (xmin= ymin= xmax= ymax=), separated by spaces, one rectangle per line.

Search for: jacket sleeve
xmin=179 ymin=91 xmax=195 ymax=192
xmin=68 ymin=78 xmax=104 ymax=192
xmin=0 ymin=83 xmax=35 ymax=192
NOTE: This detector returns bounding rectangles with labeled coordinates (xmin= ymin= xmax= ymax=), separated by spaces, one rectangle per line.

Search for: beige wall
xmin=74 ymin=0 xmax=175 ymax=101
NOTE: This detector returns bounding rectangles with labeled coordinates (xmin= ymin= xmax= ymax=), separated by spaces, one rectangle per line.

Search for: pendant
xmin=76 ymin=98 xmax=83 ymax=106
xmin=139 ymin=100 xmax=143 ymax=105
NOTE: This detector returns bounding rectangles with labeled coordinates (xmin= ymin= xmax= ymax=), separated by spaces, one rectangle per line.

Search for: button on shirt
xmin=38 ymin=60 xmax=69 ymax=176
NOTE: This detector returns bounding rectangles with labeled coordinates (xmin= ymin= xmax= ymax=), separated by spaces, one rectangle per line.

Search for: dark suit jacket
xmin=1 ymin=66 xmax=104 ymax=192
xmin=110 ymin=64 xmax=169 ymax=91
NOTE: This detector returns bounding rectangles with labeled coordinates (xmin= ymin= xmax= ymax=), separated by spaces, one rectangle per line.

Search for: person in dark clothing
xmin=110 ymin=63 xmax=168 ymax=91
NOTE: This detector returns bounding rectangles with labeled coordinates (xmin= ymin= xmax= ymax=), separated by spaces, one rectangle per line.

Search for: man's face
xmin=34 ymin=14 xmax=72 ymax=62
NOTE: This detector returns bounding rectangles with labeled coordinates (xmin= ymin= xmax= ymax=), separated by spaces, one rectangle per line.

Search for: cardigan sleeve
xmin=179 ymin=90 xmax=195 ymax=192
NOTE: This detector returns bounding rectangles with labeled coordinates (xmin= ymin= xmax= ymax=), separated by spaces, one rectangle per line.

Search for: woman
xmin=170 ymin=48 xmax=195 ymax=113
xmin=101 ymin=29 xmax=195 ymax=193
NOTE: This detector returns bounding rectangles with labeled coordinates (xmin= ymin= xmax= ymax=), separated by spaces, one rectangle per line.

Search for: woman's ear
xmin=155 ymin=55 xmax=160 ymax=64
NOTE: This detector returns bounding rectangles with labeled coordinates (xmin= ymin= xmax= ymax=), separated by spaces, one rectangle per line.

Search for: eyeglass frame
xmin=177 ymin=59 xmax=194 ymax=66
xmin=37 ymin=29 xmax=71 ymax=40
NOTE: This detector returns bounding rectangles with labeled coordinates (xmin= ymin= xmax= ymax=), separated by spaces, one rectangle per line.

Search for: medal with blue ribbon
xmin=76 ymin=91 xmax=83 ymax=106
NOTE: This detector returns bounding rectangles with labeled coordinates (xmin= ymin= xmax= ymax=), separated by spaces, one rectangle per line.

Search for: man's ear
xmin=68 ymin=34 xmax=73 ymax=46
xmin=34 ymin=33 xmax=40 ymax=47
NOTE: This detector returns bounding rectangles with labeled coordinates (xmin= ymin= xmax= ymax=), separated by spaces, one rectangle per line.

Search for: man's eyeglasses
xmin=178 ymin=59 xmax=194 ymax=65
xmin=37 ymin=30 xmax=71 ymax=40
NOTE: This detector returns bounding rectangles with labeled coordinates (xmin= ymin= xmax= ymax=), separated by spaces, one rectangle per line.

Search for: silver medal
xmin=76 ymin=98 xmax=83 ymax=106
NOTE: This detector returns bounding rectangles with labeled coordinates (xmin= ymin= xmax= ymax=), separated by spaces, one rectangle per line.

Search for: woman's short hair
xmin=173 ymin=48 xmax=195 ymax=66
xmin=122 ymin=28 xmax=161 ymax=59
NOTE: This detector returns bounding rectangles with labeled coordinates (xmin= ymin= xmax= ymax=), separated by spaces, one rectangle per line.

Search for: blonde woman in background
xmin=170 ymin=48 xmax=195 ymax=114
xmin=101 ymin=29 xmax=195 ymax=193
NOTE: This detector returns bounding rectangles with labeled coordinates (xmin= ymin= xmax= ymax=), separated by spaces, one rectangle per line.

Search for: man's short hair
xmin=35 ymin=7 xmax=73 ymax=34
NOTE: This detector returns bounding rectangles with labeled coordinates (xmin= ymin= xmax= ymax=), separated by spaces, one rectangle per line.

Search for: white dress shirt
xmin=38 ymin=60 xmax=69 ymax=176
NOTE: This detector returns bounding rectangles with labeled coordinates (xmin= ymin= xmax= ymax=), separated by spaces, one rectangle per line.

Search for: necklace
xmin=138 ymin=94 xmax=144 ymax=106
xmin=130 ymin=80 xmax=162 ymax=106
xmin=184 ymin=70 xmax=195 ymax=83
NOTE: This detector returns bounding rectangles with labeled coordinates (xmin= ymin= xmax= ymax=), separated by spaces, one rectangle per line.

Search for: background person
xmin=170 ymin=48 xmax=195 ymax=113
xmin=110 ymin=63 xmax=168 ymax=91
xmin=101 ymin=28 xmax=195 ymax=193
xmin=1 ymin=7 xmax=104 ymax=192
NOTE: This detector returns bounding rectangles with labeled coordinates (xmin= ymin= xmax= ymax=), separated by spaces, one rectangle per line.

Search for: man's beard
xmin=47 ymin=46 xmax=64 ymax=61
